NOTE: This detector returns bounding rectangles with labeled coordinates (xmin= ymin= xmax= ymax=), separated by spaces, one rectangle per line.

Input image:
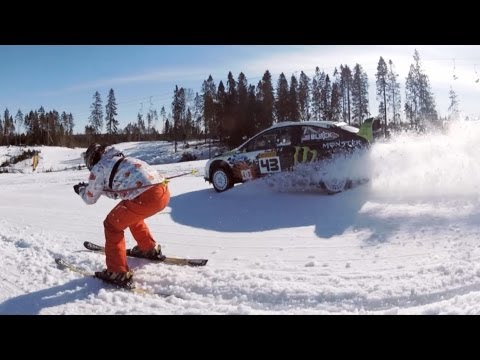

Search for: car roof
xmin=267 ymin=120 xmax=347 ymax=130
xmin=235 ymin=121 xmax=352 ymax=150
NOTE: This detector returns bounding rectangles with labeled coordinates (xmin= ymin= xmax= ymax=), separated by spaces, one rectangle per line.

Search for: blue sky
xmin=2 ymin=45 xmax=480 ymax=133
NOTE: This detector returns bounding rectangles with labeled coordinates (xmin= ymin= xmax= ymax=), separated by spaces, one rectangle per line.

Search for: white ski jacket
xmin=79 ymin=146 xmax=165 ymax=205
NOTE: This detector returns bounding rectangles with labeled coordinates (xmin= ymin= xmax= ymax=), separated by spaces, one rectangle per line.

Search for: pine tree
xmin=288 ymin=74 xmax=300 ymax=121
xmin=160 ymin=106 xmax=167 ymax=134
xmin=3 ymin=108 xmax=14 ymax=143
xmin=311 ymin=67 xmax=322 ymax=121
xmin=105 ymin=88 xmax=119 ymax=135
xmin=60 ymin=111 xmax=68 ymax=135
xmin=216 ymin=81 xmax=226 ymax=140
xmin=351 ymin=64 xmax=369 ymax=125
xmin=201 ymin=75 xmax=216 ymax=140
xmin=330 ymin=82 xmax=342 ymax=122
xmin=193 ymin=93 xmax=203 ymax=136
xmin=224 ymin=72 xmax=238 ymax=144
xmin=246 ymin=84 xmax=257 ymax=138
xmin=320 ymin=74 xmax=331 ymax=120
xmin=164 ymin=118 xmax=170 ymax=135
xmin=146 ymin=111 xmax=152 ymax=135
xmin=275 ymin=73 xmax=289 ymax=122
xmin=15 ymin=109 xmax=23 ymax=144
xmin=37 ymin=106 xmax=46 ymax=144
xmin=448 ymin=86 xmax=460 ymax=121
xmin=256 ymin=70 xmax=275 ymax=130
xmin=236 ymin=72 xmax=249 ymax=144
xmin=386 ymin=60 xmax=401 ymax=130
xmin=89 ymin=91 xmax=103 ymax=134
xmin=376 ymin=56 xmax=388 ymax=136
xmin=137 ymin=113 xmax=145 ymax=135
xmin=255 ymin=81 xmax=263 ymax=133
xmin=25 ymin=110 xmax=39 ymax=141
xmin=262 ymin=70 xmax=274 ymax=128
xmin=151 ymin=109 xmax=158 ymax=135
xmin=171 ymin=85 xmax=185 ymax=151
xmin=340 ymin=65 xmax=353 ymax=124
xmin=404 ymin=49 xmax=438 ymax=131
xmin=67 ymin=113 xmax=74 ymax=135
xmin=298 ymin=71 xmax=311 ymax=121
xmin=47 ymin=110 xmax=59 ymax=144
xmin=185 ymin=108 xmax=192 ymax=140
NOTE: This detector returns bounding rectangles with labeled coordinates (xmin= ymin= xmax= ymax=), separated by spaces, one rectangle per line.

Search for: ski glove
xmin=74 ymin=182 xmax=87 ymax=195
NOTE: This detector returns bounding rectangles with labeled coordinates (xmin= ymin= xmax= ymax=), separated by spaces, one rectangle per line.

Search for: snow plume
xmin=370 ymin=120 xmax=480 ymax=198
xmin=255 ymin=120 xmax=480 ymax=199
xmin=259 ymin=150 xmax=372 ymax=193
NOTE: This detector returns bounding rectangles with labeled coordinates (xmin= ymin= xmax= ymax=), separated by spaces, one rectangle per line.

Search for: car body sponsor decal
xmin=259 ymin=156 xmax=281 ymax=174
xmin=293 ymin=146 xmax=318 ymax=165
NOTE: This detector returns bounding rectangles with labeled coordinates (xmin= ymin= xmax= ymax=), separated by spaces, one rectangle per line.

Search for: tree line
xmin=0 ymin=49 xmax=460 ymax=148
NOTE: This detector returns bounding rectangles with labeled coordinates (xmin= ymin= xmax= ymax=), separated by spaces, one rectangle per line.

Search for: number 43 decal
xmin=259 ymin=156 xmax=281 ymax=174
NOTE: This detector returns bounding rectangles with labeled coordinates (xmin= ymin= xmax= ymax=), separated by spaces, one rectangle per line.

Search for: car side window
xmin=244 ymin=130 xmax=277 ymax=152
xmin=243 ymin=140 xmax=254 ymax=152
xmin=254 ymin=131 xmax=277 ymax=150
xmin=290 ymin=127 xmax=302 ymax=145
xmin=244 ymin=127 xmax=302 ymax=151
xmin=276 ymin=128 xmax=292 ymax=146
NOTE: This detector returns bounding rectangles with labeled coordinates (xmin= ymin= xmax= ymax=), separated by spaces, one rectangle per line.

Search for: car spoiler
xmin=358 ymin=117 xmax=375 ymax=142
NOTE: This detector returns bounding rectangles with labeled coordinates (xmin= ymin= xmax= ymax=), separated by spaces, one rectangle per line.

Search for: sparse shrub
xmin=179 ymin=152 xmax=197 ymax=162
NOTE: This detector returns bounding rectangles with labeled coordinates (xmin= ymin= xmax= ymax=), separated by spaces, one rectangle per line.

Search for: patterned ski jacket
xmin=79 ymin=146 xmax=165 ymax=205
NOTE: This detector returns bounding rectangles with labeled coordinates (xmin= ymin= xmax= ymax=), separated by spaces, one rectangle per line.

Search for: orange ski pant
xmin=103 ymin=184 xmax=170 ymax=273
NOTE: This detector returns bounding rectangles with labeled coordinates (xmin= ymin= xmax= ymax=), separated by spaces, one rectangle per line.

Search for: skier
xmin=73 ymin=143 xmax=170 ymax=288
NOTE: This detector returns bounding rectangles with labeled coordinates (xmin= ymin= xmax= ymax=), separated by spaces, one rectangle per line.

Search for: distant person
xmin=73 ymin=143 xmax=170 ymax=288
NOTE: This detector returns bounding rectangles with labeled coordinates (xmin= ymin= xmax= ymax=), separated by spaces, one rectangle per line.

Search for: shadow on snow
xmin=169 ymin=182 xmax=369 ymax=239
xmin=0 ymin=278 xmax=101 ymax=315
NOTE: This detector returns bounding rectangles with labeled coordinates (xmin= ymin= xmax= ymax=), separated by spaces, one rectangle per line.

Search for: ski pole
xmin=102 ymin=169 xmax=198 ymax=193
xmin=166 ymin=169 xmax=198 ymax=179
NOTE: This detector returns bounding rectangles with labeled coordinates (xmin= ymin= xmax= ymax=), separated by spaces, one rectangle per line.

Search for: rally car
xmin=204 ymin=121 xmax=370 ymax=193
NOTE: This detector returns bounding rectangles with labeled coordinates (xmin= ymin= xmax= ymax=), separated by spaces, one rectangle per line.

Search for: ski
xmin=55 ymin=257 xmax=177 ymax=297
xmin=83 ymin=241 xmax=208 ymax=267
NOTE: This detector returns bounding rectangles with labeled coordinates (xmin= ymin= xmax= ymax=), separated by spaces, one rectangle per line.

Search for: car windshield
xmin=243 ymin=126 xmax=301 ymax=152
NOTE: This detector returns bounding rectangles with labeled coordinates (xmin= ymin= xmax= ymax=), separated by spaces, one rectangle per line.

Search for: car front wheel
xmin=211 ymin=167 xmax=233 ymax=192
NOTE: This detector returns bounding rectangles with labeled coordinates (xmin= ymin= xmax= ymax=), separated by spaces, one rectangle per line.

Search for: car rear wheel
xmin=323 ymin=177 xmax=347 ymax=194
xmin=212 ymin=167 xmax=233 ymax=192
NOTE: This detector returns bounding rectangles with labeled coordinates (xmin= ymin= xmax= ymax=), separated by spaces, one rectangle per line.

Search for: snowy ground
xmin=1 ymin=123 xmax=480 ymax=314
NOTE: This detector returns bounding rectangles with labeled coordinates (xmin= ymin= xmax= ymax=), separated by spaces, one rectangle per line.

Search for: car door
xmin=274 ymin=125 xmax=301 ymax=172
xmin=298 ymin=125 xmax=341 ymax=162
xmin=230 ymin=129 xmax=281 ymax=182
xmin=251 ymin=126 xmax=307 ymax=176
xmin=246 ymin=128 xmax=283 ymax=177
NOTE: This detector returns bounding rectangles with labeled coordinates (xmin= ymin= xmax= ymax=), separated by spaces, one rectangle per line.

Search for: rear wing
xmin=358 ymin=117 xmax=379 ymax=142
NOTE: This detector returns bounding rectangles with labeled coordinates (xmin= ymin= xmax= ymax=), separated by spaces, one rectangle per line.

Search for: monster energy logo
xmin=322 ymin=140 xmax=363 ymax=149
xmin=293 ymin=146 xmax=318 ymax=165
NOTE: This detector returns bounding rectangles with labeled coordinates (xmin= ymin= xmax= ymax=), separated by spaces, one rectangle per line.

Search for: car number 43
xmin=259 ymin=156 xmax=281 ymax=174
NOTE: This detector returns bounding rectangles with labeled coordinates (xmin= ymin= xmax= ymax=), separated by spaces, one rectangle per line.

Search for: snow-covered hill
xmin=0 ymin=139 xmax=224 ymax=173
xmin=1 ymin=124 xmax=480 ymax=314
